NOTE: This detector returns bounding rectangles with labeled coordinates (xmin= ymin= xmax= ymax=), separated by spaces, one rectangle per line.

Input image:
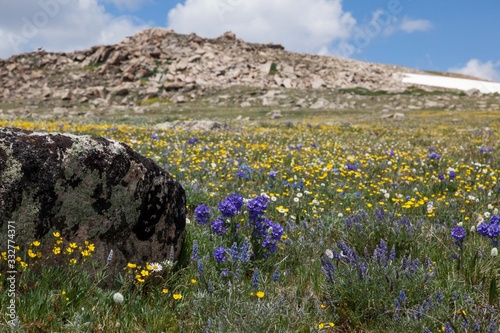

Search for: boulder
xmin=154 ymin=120 xmax=226 ymax=131
xmin=0 ymin=127 xmax=186 ymax=272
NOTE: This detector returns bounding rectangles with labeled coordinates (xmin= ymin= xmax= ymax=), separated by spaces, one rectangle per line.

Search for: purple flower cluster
xmin=210 ymin=218 xmax=227 ymax=236
xmin=261 ymin=220 xmax=284 ymax=254
xmin=239 ymin=238 xmax=250 ymax=263
xmin=374 ymin=239 xmax=389 ymax=267
xmin=187 ymin=137 xmax=199 ymax=145
xmin=479 ymin=146 xmax=493 ymax=153
xmin=346 ymin=163 xmax=357 ymax=171
xmin=226 ymin=193 xmax=244 ymax=211
xmin=194 ymin=204 xmax=211 ymax=225
xmin=477 ymin=215 xmax=500 ymax=245
xmin=218 ymin=199 xmax=238 ymax=218
xmin=213 ymin=246 xmax=226 ymax=263
xmin=321 ymin=256 xmax=336 ymax=284
xmin=427 ymin=148 xmax=441 ymax=160
xmin=451 ymin=226 xmax=466 ymax=242
xmin=198 ymin=193 xmax=283 ymax=261
xmin=246 ymin=195 xmax=270 ymax=221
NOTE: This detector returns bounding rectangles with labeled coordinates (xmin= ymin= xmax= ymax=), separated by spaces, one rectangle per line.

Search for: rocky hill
xmin=0 ymin=28 xmax=499 ymax=119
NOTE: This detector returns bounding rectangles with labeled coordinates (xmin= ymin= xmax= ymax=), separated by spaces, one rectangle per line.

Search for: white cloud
xmin=103 ymin=0 xmax=148 ymax=11
xmin=166 ymin=0 xmax=357 ymax=56
xmin=0 ymin=0 xmax=149 ymax=59
xmin=399 ymin=17 xmax=432 ymax=33
xmin=449 ymin=59 xmax=500 ymax=82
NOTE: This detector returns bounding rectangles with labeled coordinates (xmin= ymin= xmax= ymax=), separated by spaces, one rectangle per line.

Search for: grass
xmin=0 ymin=111 xmax=499 ymax=332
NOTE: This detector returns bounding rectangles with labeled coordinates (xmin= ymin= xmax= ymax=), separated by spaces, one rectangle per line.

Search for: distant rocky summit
xmin=1 ymin=28 xmax=499 ymax=118
xmin=0 ymin=28 xmax=417 ymax=106
xmin=0 ymin=127 xmax=186 ymax=270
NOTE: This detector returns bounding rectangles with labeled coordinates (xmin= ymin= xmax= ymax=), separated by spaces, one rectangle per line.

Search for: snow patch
xmin=401 ymin=73 xmax=500 ymax=94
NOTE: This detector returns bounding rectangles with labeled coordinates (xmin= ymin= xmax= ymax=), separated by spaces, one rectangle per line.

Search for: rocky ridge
xmin=0 ymin=28 xmax=418 ymax=105
xmin=1 ymin=28 xmax=499 ymax=119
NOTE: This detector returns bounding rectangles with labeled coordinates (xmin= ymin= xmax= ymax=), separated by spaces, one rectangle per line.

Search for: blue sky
xmin=1 ymin=0 xmax=499 ymax=81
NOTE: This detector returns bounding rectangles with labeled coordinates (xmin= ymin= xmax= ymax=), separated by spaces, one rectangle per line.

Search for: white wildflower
xmin=113 ymin=292 xmax=124 ymax=304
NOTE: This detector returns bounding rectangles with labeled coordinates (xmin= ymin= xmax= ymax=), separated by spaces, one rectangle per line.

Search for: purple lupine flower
xmin=194 ymin=204 xmax=211 ymax=225
xmin=438 ymin=173 xmax=445 ymax=181
xmin=337 ymin=242 xmax=356 ymax=263
xmin=346 ymin=163 xmax=357 ymax=171
xmin=448 ymin=170 xmax=457 ymax=179
xmin=427 ymin=152 xmax=441 ymax=160
xmin=389 ymin=245 xmax=396 ymax=262
xmin=213 ymin=246 xmax=226 ymax=263
xmin=197 ymin=260 xmax=204 ymax=276
xmin=321 ymin=256 xmax=336 ymax=284
xmin=444 ymin=322 xmax=455 ymax=333
xmin=487 ymin=320 xmax=495 ymax=333
xmin=191 ymin=240 xmax=199 ymax=261
xmin=252 ymin=268 xmax=259 ymax=287
xmin=187 ymin=137 xmax=199 ymax=145
xmin=479 ymin=147 xmax=493 ymax=153
xmin=239 ymin=238 xmax=250 ymax=263
xmin=436 ymin=291 xmax=444 ymax=303
xmin=491 ymin=215 xmax=500 ymax=224
xmin=451 ymin=226 xmax=466 ymax=242
xmin=477 ymin=222 xmax=490 ymax=236
xmin=229 ymin=242 xmax=239 ymax=261
xmin=218 ymin=198 xmax=238 ymax=218
xmin=246 ymin=195 xmax=270 ymax=221
xmin=272 ymin=268 xmax=280 ymax=282
xmin=374 ymin=239 xmax=388 ymax=266
xmin=357 ymin=261 xmax=368 ymax=280
xmin=398 ymin=290 xmax=408 ymax=303
xmin=226 ymin=193 xmax=244 ymax=212
xmin=210 ymin=218 xmax=227 ymax=236
xmin=269 ymin=170 xmax=277 ymax=179
xmin=261 ymin=220 xmax=284 ymax=254
xmin=375 ymin=207 xmax=385 ymax=221
xmin=487 ymin=223 xmax=500 ymax=238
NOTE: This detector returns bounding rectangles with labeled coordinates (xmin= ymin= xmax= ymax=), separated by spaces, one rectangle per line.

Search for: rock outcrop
xmin=0 ymin=127 xmax=186 ymax=270
xmin=1 ymin=28 xmax=497 ymax=116
xmin=0 ymin=28 xmax=420 ymax=107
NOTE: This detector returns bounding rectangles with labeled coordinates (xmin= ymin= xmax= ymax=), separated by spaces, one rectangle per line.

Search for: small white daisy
xmin=150 ymin=262 xmax=163 ymax=272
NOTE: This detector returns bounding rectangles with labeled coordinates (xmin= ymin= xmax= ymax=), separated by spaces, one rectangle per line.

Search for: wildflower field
xmin=0 ymin=112 xmax=499 ymax=332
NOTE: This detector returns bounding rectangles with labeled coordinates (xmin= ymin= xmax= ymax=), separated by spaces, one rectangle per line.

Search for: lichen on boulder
xmin=0 ymin=127 xmax=186 ymax=271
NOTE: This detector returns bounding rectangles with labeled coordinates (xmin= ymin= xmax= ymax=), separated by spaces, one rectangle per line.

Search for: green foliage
xmin=85 ymin=61 xmax=105 ymax=69
xmin=269 ymin=63 xmax=279 ymax=75
xmin=338 ymin=87 xmax=389 ymax=96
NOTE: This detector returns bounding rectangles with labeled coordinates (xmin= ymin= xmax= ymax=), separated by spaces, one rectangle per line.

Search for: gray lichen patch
xmin=0 ymin=143 xmax=23 ymax=185
xmin=54 ymin=166 xmax=141 ymax=238
xmin=9 ymin=189 xmax=40 ymax=245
